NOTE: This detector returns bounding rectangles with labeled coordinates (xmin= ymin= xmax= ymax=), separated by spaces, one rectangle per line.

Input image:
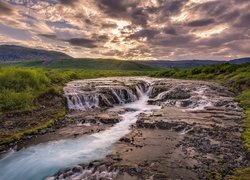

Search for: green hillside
xmin=0 ymin=63 xmax=249 ymax=177
xmin=2 ymin=58 xmax=156 ymax=71
xmin=152 ymin=63 xmax=250 ymax=178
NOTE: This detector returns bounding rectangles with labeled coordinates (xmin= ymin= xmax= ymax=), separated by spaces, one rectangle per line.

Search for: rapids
xmin=0 ymin=81 xmax=159 ymax=180
xmin=0 ymin=77 xmax=230 ymax=180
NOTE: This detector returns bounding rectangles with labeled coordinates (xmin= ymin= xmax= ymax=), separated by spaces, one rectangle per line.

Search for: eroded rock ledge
xmin=48 ymin=77 xmax=246 ymax=180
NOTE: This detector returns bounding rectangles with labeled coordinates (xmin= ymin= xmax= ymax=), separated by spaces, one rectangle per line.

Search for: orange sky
xmin=0 ymin=0 xmax=249 ymax=60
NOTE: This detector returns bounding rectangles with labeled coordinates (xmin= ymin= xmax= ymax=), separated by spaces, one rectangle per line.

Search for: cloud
xmin=163 ymin=27 xmax=177 ymax=35
xmin=39 ymin=34 xmax=58 ymax=40
xmin=187 ymin=18 xmax=215 ymax=27
xmin=236 ymin=13 xmax=250 ymax=28
xmin=101 ymin=23 xmax=118 ymax=29
xmin=0 ymin=1 xmax=14 ymax=16
xmin=129 ymin=28 xmax=159 ymax=40
xmin=0 ymin=0 xmax=249 ymax=60
xmin=161 ymin=0 xmax=187 ymax=14
xmin=96 ymin=0 xmax=148 ymax=26
xmin=58 ymin=0 xmax=79 ymax=7
xmin=152 ymin=35 xmax=195 ymax=47
xmin=66 ymin=38 xmax=97 ymax=48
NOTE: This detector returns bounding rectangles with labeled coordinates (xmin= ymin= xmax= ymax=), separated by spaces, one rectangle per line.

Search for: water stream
xmin=0 ymin=77 xmax=217 ymax=180
xmin=0 ymin=87 xmax=160 ymax=180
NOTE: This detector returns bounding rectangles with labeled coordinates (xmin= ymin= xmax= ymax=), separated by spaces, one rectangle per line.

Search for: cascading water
xmin=0 ymin=79 xmax=160 ymax=180
xmin=64 ymin=82 xmax=140 ymax=110
xmin=0 ymin=77 xmax=220 ymax=180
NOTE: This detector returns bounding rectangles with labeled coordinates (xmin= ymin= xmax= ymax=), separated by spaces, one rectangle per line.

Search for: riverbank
xmin=48 ymin=77 xmax=246 ymax=179
xmin=0 ymin=77 xmax=246 ymax=179
xmin=0 ymin=63 xmax=249 ymax=179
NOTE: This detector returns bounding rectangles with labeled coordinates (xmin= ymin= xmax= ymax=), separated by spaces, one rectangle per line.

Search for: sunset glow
xmin=0 ymin=0 xmax=249 ymax=60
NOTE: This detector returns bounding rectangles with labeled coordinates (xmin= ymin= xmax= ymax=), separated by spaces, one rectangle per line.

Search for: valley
xmin=0 ymin=77 xmax=247 ymax=179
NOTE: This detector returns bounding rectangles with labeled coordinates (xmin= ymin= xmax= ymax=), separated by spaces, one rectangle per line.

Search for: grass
xmin=0 ymin=66 xmax=154 ymax=113
xmin=0 ymin=66 xmax=155 ymax=145
xmin=0 ymin=67 xmax=51 ymax=112
xmin=0 ymin=109 xmax=66 ymax=145
xmin=0 ymin=62 xmax=249 ymax=177
xmin=151 ymin=63 xmax=250 ymax=179
xmin=1 ymin=58 xmax=156 ymax=71
xmin=230 ymin=90 xmax=250 ymax=179
xmin=152 ymin=63 xmax=250 ymax=92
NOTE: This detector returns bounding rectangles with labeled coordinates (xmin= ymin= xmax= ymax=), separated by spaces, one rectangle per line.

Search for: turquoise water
xmin=0 ymin=92 xmax=159 ymax=180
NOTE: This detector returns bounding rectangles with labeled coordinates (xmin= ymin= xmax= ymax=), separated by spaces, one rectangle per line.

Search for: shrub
xmin=0 ymin=90 xmax=34 ymax=111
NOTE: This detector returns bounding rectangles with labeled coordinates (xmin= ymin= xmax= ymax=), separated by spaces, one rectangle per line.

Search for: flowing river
xmin=0 ymin=87 xmax=160 ymax=180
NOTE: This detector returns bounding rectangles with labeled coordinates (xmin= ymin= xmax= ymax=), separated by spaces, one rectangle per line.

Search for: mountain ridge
xmin=0 ymin=45 xmax=71 ymax=61
xmin=131 ymin=58 xmax=250 ymax=69
xmin=0 ymin=45 xmax=249 ymax=69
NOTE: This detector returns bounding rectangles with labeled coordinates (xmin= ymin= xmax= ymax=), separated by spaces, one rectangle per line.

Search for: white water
xmin=0 ymin=89 xmax=160 ymax=180
xmin=184 ymin=86 xmax=214 ymax=111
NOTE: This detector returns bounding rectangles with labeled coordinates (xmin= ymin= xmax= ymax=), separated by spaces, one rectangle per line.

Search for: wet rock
xmin=99 ymin=118 xmax=120 ymax=124
xmin=120 ymin=137 xmax=131 ymax=143
xmin=178 ymin=100 xmax=193 ymax=107
xmin=72 ymin=165 xmax=83 ymax=173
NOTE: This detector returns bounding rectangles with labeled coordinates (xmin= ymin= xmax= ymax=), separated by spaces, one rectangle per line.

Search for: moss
xmin=0 ymin=63 xmax=249 ymax=177
xmin=152 ymin=63 xmax=250 ymax=178
xmin=0 ymin=66 xmax=155 ymax=113
xmin=206 ymin=169 xmax=222 ymax=180
xmin=230 ymin=90 xmax=250 ymax=179
xmin=0 ymin=109 xmax=65 ymax=145
xmin=230 ymin=165 xmax=250 ymax=180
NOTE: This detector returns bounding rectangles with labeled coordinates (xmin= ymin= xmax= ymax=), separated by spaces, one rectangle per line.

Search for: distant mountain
xmin=229 ymin=58 xmax=250 ymax=64
xmin=132 ymin=58 xmax=250 ymax=69
xmin=2 ymin=58 xmax=156 ymax=71
xmin=0 ymin=45 xmax=72 ymax=61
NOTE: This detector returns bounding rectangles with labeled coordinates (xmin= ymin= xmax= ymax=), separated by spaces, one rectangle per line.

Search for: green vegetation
xmin=152 ymin=63 xmax=250 ymax=92
xmin=230 ymin=90 xmax=250 ymax=179
xmin=0 ymin=67 xmax=51 ymax=112
xmin=0 ymin=110 xmax=65 ymax=145
xmin=0 ymin=66 xmax=153 ymax=113
xmin=2 ymin=58 xmax=156 ymax=71
xmin=0 ymin=66 xmax=154 ymax=145
xmin=0 ymin=62 xmax=249 ymax=177
xmin=151 ymin=63 xmax=250 ymax=179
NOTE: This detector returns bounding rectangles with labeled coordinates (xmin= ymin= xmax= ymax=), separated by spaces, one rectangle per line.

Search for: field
xmin=1 ymin=58 xmax=156 ymax=71
xmin=0 ymin=63 xmax=249 ymax=177
xmin=152 ymin=63 xmax=250 ymax=178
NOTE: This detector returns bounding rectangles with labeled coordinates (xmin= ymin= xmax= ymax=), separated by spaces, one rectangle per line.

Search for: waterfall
xmin=0 ymin=80 xmax=160 ymax=180
xmin=64 ymin=80 xmax=148 ymax=111
xmin=0 ymin=77 xmax=228 ymax=180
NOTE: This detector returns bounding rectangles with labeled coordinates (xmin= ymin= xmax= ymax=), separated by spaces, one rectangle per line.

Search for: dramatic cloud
xmin=0 ymin=0 xmax=249 ymax=60
xmin=187 ymin=18 xmax=215 ymax=27
xmin=66 ymin=38 xmax=97 ymax=48
xmin=39 ymin=33 xmax=58 ymax=40
xmin=163 ymin=27 xmax=177 ymax=35
xmin=129 ymin=28 xmax=159 ymax=40
xmin=58 ymin=0 xmax=79 ymax=7
xmin=0 ymin=0 xmax=14 ymax=15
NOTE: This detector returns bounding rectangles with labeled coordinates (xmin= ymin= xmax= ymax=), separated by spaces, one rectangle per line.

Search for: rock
xmin=178 ymin=100 xmax=193 ymax=107
xmin=72 ymin=165 xmax=83 ymax=173
xmin=99 ymin=118 xmax=120 ymax=124
xmin=120 ymin=137 xmax=131 ymax=143
xmin=135 ymin=167 xmax=142 ymax=174
xmin=97 ymin=164 xmax=106 ymax=172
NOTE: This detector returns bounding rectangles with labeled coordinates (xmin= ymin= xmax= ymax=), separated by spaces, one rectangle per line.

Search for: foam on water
xmin=0 ymin=87 xmax=160 ymax=180
xmin=184 ymin=86 xmax=214 ymax=111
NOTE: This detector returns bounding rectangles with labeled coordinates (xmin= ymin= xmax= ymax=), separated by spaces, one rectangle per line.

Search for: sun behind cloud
xmin=0 ymin=0 xmax=249 ymax=60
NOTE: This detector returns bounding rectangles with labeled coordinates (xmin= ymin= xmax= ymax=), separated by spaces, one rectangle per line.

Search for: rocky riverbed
xmin=0 ymin=77 xmax=247 ymax=180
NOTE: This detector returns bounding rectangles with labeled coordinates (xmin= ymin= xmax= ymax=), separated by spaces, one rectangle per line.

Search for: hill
xmin=0 ymin=45 xmax=71 ymax=61
xmin=132 ymin=58 xmax=250 ymax=69
xmin=229 ymin=58 xmax=250 ymax=64
xmin=4 ymin=58 xmax=156 ymax=71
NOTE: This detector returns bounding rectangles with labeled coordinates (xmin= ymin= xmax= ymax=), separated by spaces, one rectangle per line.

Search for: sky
xmin=0 ymin=0 xmax=249 ymax=60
